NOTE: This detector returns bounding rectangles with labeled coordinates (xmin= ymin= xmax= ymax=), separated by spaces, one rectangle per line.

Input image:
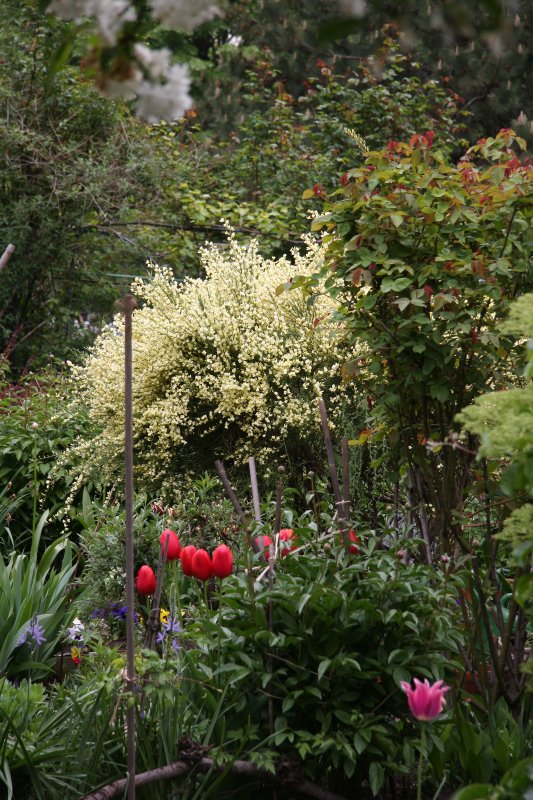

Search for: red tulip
xmin=255 ymin=535 xmax=273 ymax=560
xmin=211 ymin=544 xmax=233 ymax=578
xmin=279 ymin=528 xmax=297 ymax=557
xmin=192 ymin=549 xmax=212 ymax=581
xmin=339 ymin=529 xmax=360 ymax=554
xmin=136 ymin=565 xmax=156 ymax=595
xmin=180 ymin=545 xmax=197 ymax=577
xmin=160 ymin=529 xmax=181 ymax=561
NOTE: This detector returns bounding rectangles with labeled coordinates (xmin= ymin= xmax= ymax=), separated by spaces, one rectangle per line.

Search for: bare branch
xmin=80 ymin=756 xmax=349 ymax=800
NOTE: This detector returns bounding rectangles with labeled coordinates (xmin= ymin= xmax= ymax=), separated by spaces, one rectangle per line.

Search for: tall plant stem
xmin=417 ymin=723 xmax=426 ymax=800
xmin=32 ymin=426 xmax=38 ymax=535
xmin=216 ymin=579 xmax=223 ymax=683
xmin=123 ymin=294 xmax=136 ymax=800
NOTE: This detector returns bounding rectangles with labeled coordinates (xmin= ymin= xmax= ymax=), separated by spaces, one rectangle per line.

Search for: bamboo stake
xmin=0 ymin=243 xmax=15 ymax=272
xmin=248 ymin=457 xmax=261 ymax=523
xmin=341 ymin=436 xmax=350 ymax=522
xmin=123 ymin=294 xmax=136 ymax=800
xmin=318 ymin=399 xmax=349 ymax=550
xmin=214 ymin=459 xmax=245 ymax=522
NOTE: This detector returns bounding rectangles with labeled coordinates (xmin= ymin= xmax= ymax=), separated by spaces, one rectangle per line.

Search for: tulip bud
xmin=192 ymin=549 xmax=212 ymax=581
xmin=212 ymin=544 xmax=233 ymax=578
xmin=255 ymin=535 xmax=273 ymax=560
xmin=339 ymin=529 xmax=359 ymax=554
xmin=279 ymin=528 xmax=297 ymax=557
xmin=160 ymin=529 xmax=181 ymax=561
xmin=136 ymin=565 xmax=156 ymax=595
xmin=180 ymin=545 xmax=197 ymax=577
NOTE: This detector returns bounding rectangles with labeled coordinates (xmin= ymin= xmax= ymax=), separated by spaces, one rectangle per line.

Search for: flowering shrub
xmin=45 ymin=0 xmax=220 ymax=122
xmin=67 ymin=232 xmax=361 ymax=492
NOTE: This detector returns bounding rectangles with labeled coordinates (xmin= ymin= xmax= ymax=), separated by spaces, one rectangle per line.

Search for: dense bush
xmin=64 ymin=232 xmax=363 ymax=493
xmin=308 ymin=128 xmax=532 ymax=557
xmin=0 ymin=369 xmax=92 ymax=548
xmin=160 ymin=531 xmax=464 ymax=796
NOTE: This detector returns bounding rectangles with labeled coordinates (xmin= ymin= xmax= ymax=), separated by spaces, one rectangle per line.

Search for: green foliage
xmin=185 ymin=535 xmax=463 ymax=793
xmin=143 ymin=43 xmax=469 ymax=269
xmin=0 ymin=1 xmax=165 ymax=370
xmin=0 ymin=369 xmax=91 ymax=548
xmin=432 ymin=698 xmax=533 ymax=789
xmin=451 ymin=758 xmax=533 ymax=800
xmin=458 ymin=293 xmax=533 ymax=651
xmin=0 ymin=673 xmax=125 ymax=800
xmin=0 ymin=512 xmax=76 ymax=680
xmin=309 ymin=128 xmax=532 ymax=553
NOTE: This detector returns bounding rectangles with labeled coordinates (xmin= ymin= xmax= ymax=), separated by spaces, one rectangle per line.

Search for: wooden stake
xmin=144 ymin=536 xmax=169 ymax=650
xmin=248 ymin=457 xmax=261 ymax=523
xmin=341 ymin=436 xmax=350 ymax=522
xmin=0 ymin=243 xmax=15 ymax=272
xmin=215 ymin=459 xmax=261 ymax=553
xmin=319 ymin=399 xmax=349 ymax=549
xmin=318 ymin=399 xmax=342 ymax=506
xmin=214 ymin=460 xmax=245 ymax=522
xmin=123 ymin=294 xmax=136 ymax=800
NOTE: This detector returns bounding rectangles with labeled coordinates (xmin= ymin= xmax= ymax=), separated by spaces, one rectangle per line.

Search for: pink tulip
xmin=400 ymin=678 xmax=449 ymax=721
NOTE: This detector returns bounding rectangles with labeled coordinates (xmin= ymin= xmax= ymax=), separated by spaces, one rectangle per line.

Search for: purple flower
xmin=18 ymin=619 xmax=47 ymax=648
xmin=156 ymin=616 xmax=182 ymax=647
xmin=108 ymin=604 xmax=138 ymax=623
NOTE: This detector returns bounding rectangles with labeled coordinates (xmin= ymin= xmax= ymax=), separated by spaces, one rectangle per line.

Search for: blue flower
xmin=156 ymin=615 xmax=182 ymax=647
xmin=18 ymin=618 xmax=47 ymax=647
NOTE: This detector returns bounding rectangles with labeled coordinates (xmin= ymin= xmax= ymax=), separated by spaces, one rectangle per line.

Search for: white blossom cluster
xmin=66 ymin=232 xmax=361 ymax=493
xmin=46 ymin=0 xmax=220 ymax=122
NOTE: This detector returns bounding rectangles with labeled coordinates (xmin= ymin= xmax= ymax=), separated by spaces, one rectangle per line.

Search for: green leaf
xmin=369 ymin=762 xmax=385 ymax=796
xmin=317 ymin=658 xmax=331 ymax=681
xmin=450 ymin=786 xmax=492 ymax=800
xmin=390 ymin=213 xmax=404 ymax=228
xmin=395 ymin=297 xmax=410 ymax=311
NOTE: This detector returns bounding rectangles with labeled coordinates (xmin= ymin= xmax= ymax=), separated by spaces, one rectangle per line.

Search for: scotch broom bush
xmin=65 ymin=231 xmax=361 ymax=493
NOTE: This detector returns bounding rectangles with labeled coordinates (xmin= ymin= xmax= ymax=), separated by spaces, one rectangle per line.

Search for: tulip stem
xmin=417 ymin=723 xmax=426 ymax=800
xmin=216 ymin=579 xmax=223 ymax=684
xmin=176 ymin=563 xmax=182 ymax=634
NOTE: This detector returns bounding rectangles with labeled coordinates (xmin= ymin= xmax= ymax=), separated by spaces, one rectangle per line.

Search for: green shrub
xmin=0 ymin=368 xmax=91 ymax=548
xmin=308 ymin=128 xmax=532 ymax=556
xmin=0 ymin=512 xmax=76 ymax=681
xmin=183 ymin=533 xmax=464 ymax=795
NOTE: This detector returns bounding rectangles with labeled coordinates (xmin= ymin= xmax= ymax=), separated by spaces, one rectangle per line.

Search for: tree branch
xmin=75 ymin=220 xmax=306 ymax=248
xmin=80 ymin=756 xmax=349 ymax=800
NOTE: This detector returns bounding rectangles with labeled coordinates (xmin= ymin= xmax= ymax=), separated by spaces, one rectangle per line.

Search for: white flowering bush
xmin=67 ymin=232 xmax=361 ymax=493
xmin=45 ymin=0 xmax=221 ymax=122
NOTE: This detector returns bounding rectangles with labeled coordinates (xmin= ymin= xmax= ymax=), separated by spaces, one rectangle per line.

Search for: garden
xmin=0 ymin=1 xmax=532 ymax=798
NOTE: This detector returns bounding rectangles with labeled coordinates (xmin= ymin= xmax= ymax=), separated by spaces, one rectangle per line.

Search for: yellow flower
xmin=160 ymin=608 xmax=170 ymax=625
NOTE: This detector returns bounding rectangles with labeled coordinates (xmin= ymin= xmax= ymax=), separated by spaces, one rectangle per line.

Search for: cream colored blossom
xmin=64 ymin=232 xmax=361 ymax=493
